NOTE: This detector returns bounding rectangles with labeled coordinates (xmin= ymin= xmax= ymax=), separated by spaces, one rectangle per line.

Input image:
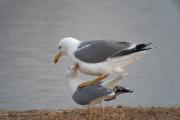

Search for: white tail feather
xmin=107 ymin=51 xmax=146 ymax=70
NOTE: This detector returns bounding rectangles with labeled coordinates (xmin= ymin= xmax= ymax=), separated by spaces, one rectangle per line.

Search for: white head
xmin=66 ymin=66 xmax=82 ymax=93
xmin=54 ymin=37 xmax=80 ymax=64
xmin=66 ymin=66 xmax=78 ymax=79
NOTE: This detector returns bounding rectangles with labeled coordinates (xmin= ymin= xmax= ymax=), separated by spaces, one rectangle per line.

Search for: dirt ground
xmin=0 ymin=106 xmax=180 ymax=120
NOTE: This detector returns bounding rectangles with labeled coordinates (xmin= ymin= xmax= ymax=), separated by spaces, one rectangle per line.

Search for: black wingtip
xmin=136 ymin=42 xmax=152 ymax=49
xmin=127 ymin=89 xmax=134 ymax=93
xmin=111 ymin=42 xmax=153 ymax=58
xmin=145 ymin=42 xmax=153 ymax=46
xmin=139 ymin=47 xmax=152 ymax=52
xmin=113 ymin=86 xmax=134 ymax=94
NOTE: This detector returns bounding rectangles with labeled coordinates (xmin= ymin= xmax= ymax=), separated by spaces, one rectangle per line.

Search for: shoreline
xmin=1 ymin=106 xmax=180 ymax=120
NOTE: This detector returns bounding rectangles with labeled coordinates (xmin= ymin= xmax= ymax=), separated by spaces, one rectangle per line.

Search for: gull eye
xmin=58 ymin=46 xmax=61 ymax=50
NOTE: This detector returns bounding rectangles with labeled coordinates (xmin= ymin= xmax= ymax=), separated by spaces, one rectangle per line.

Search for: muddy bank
xmin=0 ymin=106 xmax=180 ymax=120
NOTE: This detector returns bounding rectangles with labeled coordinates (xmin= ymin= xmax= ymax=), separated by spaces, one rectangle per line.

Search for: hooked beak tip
xmin=54 ymin=59 xmax=58 ymax=64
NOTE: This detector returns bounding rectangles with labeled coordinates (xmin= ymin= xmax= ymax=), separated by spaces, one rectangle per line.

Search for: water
xmin=0 ymin=0 xmax=180 ymax=110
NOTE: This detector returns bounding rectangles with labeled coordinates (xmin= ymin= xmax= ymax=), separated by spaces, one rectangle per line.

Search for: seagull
xmin=66 ymin=66 xmax=133 ymax=120
xmin=54 ymin=37 xmax=152 ymax=88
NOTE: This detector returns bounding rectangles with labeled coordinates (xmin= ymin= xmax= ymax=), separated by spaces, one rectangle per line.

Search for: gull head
xmin=54 ymin=37 xmax=80 ymax=64
xmin=66 ymin=66 xmax=78 ymax=79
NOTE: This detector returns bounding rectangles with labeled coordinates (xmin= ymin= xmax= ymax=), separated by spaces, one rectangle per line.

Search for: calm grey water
xmin=0 ymin=0 xmax=180 ymax=110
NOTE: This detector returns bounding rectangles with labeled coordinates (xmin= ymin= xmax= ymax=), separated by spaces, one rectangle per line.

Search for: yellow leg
xmin=100 ymin=101 xmax=104 ymax=120
xmin=79 ymin=75 xmax=108 ymax=88
xmin=89 ymin=105 xmax=92 ymax=120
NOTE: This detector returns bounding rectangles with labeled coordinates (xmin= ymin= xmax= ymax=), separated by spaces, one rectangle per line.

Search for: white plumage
xmin=55 ymin=37 xmax=148 ymax=75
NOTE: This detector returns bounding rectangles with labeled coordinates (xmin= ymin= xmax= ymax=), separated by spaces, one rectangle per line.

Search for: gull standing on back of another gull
xmin=54 ymin=37 xmax=152 ymax=88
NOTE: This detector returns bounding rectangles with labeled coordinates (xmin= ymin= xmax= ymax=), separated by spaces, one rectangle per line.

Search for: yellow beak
xmin=54 ymin=50 xmax=61 ymax=64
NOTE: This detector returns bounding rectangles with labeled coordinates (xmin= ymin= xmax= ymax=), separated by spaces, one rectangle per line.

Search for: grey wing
xmin=74 ymin=40 xmax=131 ymax=63
xmin=72 ymin=84 xmax=113 ymax=105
